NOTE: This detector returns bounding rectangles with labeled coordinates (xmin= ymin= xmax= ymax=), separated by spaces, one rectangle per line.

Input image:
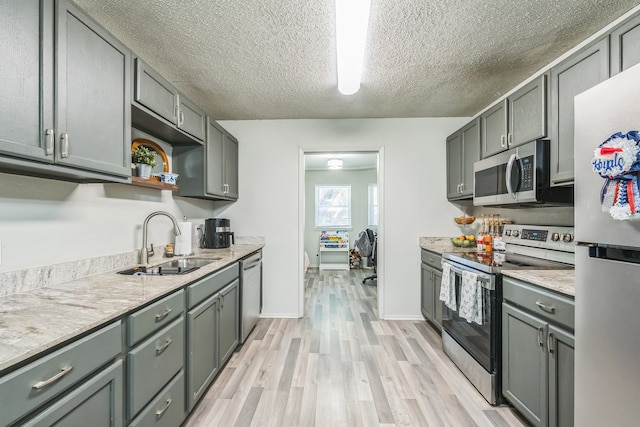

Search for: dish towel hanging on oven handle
xmin=439 ymin=263 xmax=456 ymax=311
xmin=459 ymin=270 xmax=483 ymax=325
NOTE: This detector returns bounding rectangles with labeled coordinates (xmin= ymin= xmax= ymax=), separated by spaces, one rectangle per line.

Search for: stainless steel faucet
xmin=140 ymin=211 xmax=182 ymax=265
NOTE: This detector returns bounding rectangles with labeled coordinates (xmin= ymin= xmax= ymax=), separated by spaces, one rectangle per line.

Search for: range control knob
xmin=504 ymin=230 xmax=511 ymax=236
xmin=512 ymin=230 xmax=520 ymax=238
xmin=551 ymin=232 xmax=560 ymax=242
xmin=562 ymin=233 xmax=574 ymax=243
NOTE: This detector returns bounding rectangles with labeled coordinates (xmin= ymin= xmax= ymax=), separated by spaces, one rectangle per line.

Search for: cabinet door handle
xmin=179 ymin=111 xmax=185 ymax=126
xmin=537 ymin=327 xmax=544 ymax=347
xmin=32 ymin=366 xmax=73 ymax=390
xmin=547 ymin=332 xmax=554 ymax=354
xmin=155 ymin=397 xmax=173 ymax=418
xmin=45 ymin=129 xmax=54 ymax=156
xmin=60 ymin=133 xmax=69 ymax=158
xmin=174 ymin=105 xmax=179 ymax=123
xmin=500 ymin=134 xmax=506 ymax=148
xmin=155 ymin=307 xmax=172 ymax=322
xmin=155 ymin=337 xmax=173 ymax=355
xmin=535 ymin=301 xmax=555 ymax=313
xmin=460 ymin=183 xmax=464 ymax=193
xmin=507 ymin=133 xmax=513 ymax=146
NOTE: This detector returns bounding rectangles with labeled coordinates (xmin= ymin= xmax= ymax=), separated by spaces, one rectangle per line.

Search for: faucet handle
xmin=148 ymin=243 xmax=155 ymax=259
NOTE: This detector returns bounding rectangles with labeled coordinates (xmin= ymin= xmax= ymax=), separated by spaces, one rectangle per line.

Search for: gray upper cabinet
xmin=481 ymin=100 xmax=508 ymax=158
xmin=0 ymin=0 xmax=131 ymax=182
xmin=550 ymin=37 xmax=609 ymax=186
xmin=481 ymin=75 xmax=547 ymax=158
xmin=446 ymin=118 xmax=480 ymax=200
xmin=174 ymin=120 xmax=239 ymax=201
xmin=132 ymin=58 xmax=205 ymax=144
xmin=0 ymin=0 xmax=52 ymax=162
xmin=610 ymin=13 xmax=640 ymax=76
xmin=508 ymin=75 xmax=547 ymax=148
xmin=56 ymin=1 xmax=131 ymax=178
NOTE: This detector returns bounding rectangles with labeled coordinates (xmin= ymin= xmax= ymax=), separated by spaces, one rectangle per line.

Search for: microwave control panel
xmin=521 ymin=156 xmax=534 ymax=190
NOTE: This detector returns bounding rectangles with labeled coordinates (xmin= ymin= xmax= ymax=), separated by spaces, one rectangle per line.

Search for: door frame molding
xmin=298 ymin=147 xmax=385 ymax=318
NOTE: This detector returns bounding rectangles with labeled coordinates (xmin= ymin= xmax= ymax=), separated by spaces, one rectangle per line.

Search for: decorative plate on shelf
xmin=131 ymin=139 xmax=169 ymax=175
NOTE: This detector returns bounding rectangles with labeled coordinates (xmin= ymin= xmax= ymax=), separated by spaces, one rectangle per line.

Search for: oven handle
xmin=442 ymin=261 xmax=494 ymax=290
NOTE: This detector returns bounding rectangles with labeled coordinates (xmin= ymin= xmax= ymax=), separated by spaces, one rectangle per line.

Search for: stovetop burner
xmin=443 ymin=250 xmax=573 ymax=274
xmin=443 ymin=224 xmax=576 ymax=274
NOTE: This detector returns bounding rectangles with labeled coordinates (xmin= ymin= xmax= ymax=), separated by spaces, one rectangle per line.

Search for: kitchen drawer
xmin=127 ymin=290 xmax=184 ymax=346
xmin=129 ymin=370 xmax=185 ymax=427
xmin=187 ymin=263 xmax=239 ymax=309
xmin=127 ymin=316 xmax=184 ymax=419
xmin=421 ymin=249 xmax=442 ymax=271
xmin=503 ymin=276 xmax=575 ymax=330
xmin=0 ymin=321 xmax=122 ymax=427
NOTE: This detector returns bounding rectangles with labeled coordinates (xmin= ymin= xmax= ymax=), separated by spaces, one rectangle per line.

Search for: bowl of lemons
xmin=451 ymin=235 xmax=476 ymax=247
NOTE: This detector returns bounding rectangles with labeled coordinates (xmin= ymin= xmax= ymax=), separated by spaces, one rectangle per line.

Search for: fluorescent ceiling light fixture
xmin=335 ymin=0 xmax=371 ymax=95
xmin=328 ymin=158 xmax=343 ymax=169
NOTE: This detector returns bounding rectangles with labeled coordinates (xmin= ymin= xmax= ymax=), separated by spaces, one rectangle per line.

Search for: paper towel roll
xmin=175 ymin=221 xmax=192 ymax=255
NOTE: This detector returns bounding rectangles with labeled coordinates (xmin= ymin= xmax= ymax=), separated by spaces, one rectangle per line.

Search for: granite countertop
xmin=501 ymin=269 xmax=575 ymax=297
xmin=0 ymin=244 xmax=263 ymax=374
xmin=419 ymin=236 xmax=575 ymax=297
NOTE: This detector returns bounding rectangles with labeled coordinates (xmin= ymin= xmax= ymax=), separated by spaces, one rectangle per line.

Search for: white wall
xmin=219 ymin=118 xmax=468 ymax=319
xmin=0 ymin=129 xmax=233 ymax=273
xmin=305 ymin=168 xmax=377 ymax=267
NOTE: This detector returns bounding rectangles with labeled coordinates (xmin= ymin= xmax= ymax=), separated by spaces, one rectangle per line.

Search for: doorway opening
xmin=299 ymin=150 xmax=383 ymax=318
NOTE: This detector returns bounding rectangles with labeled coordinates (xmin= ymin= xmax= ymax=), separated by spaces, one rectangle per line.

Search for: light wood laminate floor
xmin=184 ymin=268 xmax=529 ymax=426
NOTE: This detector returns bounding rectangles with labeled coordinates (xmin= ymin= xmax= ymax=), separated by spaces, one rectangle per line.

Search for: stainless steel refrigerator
xmin=574 ymin=62 xmax=640 ymax=425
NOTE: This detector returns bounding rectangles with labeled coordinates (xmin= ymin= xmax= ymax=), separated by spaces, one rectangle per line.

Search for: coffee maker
xmin=203 ymin=218 xmax=234 ymax=249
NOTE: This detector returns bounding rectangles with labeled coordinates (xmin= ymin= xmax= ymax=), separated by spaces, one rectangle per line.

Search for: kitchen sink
xmin=118 ymin=257 xmax=222 ymax=275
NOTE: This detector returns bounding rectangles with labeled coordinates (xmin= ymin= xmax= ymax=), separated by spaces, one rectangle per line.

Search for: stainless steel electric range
xmin=440 ymin=224 xmax=575 ymax=405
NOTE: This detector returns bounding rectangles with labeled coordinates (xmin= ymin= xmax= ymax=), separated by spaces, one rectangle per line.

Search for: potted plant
xmin=131 ymin=145 xmax=157 ymax=178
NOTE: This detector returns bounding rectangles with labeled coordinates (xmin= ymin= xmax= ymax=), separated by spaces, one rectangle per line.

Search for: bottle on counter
xmin=477 ymin=214 xmax=486 ymax=251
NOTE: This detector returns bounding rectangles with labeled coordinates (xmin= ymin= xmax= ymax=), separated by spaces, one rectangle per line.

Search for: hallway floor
xmin=184 ymin=268 xmax=529 ymax=426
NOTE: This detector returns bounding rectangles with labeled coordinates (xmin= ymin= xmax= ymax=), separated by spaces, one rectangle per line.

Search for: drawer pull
xmin=155 ymin=337 xmax=173 ymax=355
xmin=32 ymin=366 xmax=73 ymax=390
xmin=155 ymin=308 xmax=172 ymax=322
xmin=535 ymin=301 xmax=555 ymax=313
xmin=155 ymin=397 xmax=173 ymax=418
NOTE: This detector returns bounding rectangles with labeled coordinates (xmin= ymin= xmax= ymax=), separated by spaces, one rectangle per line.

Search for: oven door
xmin=441 ymin=262 xmax=499 ymax=373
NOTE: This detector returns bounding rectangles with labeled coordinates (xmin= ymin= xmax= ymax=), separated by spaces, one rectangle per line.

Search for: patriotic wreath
xmin=592 ymin=130 xmax=640 ymax=220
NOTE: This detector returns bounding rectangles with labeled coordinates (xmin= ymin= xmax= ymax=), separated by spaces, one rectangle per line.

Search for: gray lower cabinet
xmin=481 ymin=75 xmax=547 ymax=158
xmin=174 ymin=120 xmax=239 ymax=201
xmin=22 ymin=360 xmax=123 ymax=427
xmin=420 ymin=249 xmax=443 ymax=330
xmin=186 ymin=263 xmax=240 ymax=410
xmin=128 ymin=370 xmax=185 ymax=427
xmin=0 ymin=321 xmax=123 ymax=427
xmin=446 ymin=118 xmax=480 ymax=200
xmin=0 ymin=0 xmax=131 ymax=182
xmin=132 ymin=58 xmax=205 ymax=144
xmin=502 ymin=277 xmax=574 ymax=427
xmin=127 ymin=317 xmax=185 ymax=421
xmin=549 ymin=37 xmax=609 ymax=186
xmin=611 ymin=12 xmax=640 ymax=76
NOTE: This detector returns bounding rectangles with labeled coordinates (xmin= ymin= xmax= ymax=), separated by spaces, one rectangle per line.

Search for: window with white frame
xmin=315 ymin=185 xmax=351 ymax=228
xmin=368 ymin=183 xmax=378 ymax=226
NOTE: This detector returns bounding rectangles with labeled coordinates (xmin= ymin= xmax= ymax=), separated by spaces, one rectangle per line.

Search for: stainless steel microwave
xmin=473 ymin=139 xmax=573 ymax=207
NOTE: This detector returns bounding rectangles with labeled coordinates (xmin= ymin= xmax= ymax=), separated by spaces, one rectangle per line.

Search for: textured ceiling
xmin=74 ymin=0 xmax=640 ymax=120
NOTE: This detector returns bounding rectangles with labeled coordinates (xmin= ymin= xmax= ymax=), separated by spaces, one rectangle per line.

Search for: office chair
xmin=359 ymin=229 xmax=377 ymax=285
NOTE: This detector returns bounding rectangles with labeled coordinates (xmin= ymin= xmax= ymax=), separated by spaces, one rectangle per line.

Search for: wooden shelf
xmin=130 ymin=176 xmax=178 ymax=191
